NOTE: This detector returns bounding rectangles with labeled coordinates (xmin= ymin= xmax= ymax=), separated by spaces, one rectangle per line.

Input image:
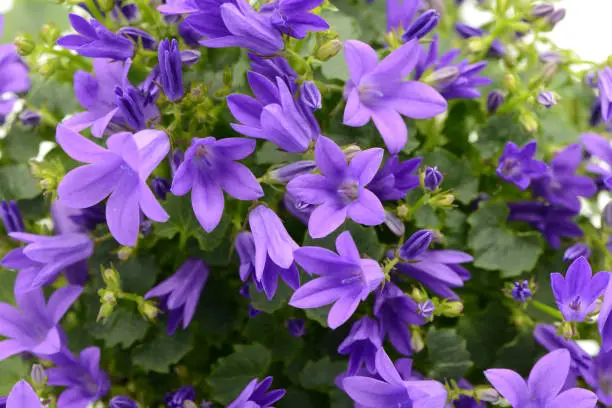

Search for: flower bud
xmin=110 ymin=396 xmax=140 ymax=408
xmin=19 ymin=110 xmax=42 ymax=127
xmin=531 ymin=4 xmax=555 ymax=18
xmin=151 ymin=177 xmax=171 ymax=200
xmin=180 ymin=49 xmax=201 ymax=66
xmin=117 ymin=246 xmax=134 ymax=261
xmin=520 ymin=111 xmax=539 ymax=132
xmin=40 ymin=23 xmax=60 ymax=45
xmin=286 ymin=318 xmax=306 ymax=337
xmin=0 ymin=200 xmax=25 ymax=233
xmin=486 ymin=90 xmax=505 ymax=114
xmin=539 ymin=51 xmax=562 ymax=64
xmin=504 ymin=73 xmax=518 ymax=91
xmin=98 ymin=0 xmax=116 ymax=12
xmin=170 ymin=149 xmax=184 ymax=177
xmin=547 ymin=8 xmax=566 ymax=25
xmin=540 ymin=62 xmax=558 ymax=82
xmin=14 ymin=34 xmax=35 ymax=56
xmin=536 ymin=90 xmax=557 ymax=108
xmin=424 ymin=166 xmax=443 ymax=191
xmin=184 ymin=402 xmax=198 ymax=408
xmin=139 ymin=300 xmax=159 ymax=320
xmin=416 ymin=299 xmax=435 ymax=319
xmin=97 ymin=302 xmax=115 ymax=322
xmin=315 ymin=39 xmax=342 ymax=61
xmin=300 ymin=81 xmax=322 ymax=110
xmin=423 ymin=66 xmax=460 ymax=88
xmin=410 ymin=328 xmax=424 ymax=353
xmin=396 ymin=204 xmax=409 ymax=219
xmin=31 ymin=364 xmax=47 ymax=387
xmin=269 ymin=161 xmax=317 ymax=183
xmin=402 ymin=9 xmax=440 ymax=41
xmin=430 ymin=193 xmax=454 ymax=208
xmin=475 ymin=387 xmax=500 ymax=403
xmin=563 ymin=243 xmax=590 ymax=262
xmin=400 ymin=230 xmax=434 ymax=260
xmin=102 ymin=268 xmax=121 ymax=291
xmin=603 ymin=202 xmax=612 ymax=227
xmin=343 ymin=144 xmax=361 ymax=161
xmin=384 ymin=211 xmax=405 ymax=236
xmin=440 ymin=301 xmax=463 ymax=317
xmin=511 ymin=280 xmax=532 ymax=303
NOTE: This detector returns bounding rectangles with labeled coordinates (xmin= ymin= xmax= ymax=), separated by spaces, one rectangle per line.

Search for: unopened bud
xmin=31 ymin=364 xmax=47 ymax=387
xmin=400 ymin=230 xmax=434 ymax=260
xmin=429 ymin=193 xmax=454 ymax=208
xmin=558 ymin=321 xmax=575 ymax=339
xmin=546 ymin=8 xmax=566 ymax=25
xmin=117 ymin=246 xmax=134 ymax=261
xmin=180 ymin=50 xmax=201 ymax=66
xmin=531 ymin=4 xmax=554 ymax=18
xmin=504 ymin=73 xmax=517 ymax=91
xmin=343 ymin=144 xmax=361 ymax=161
xmin=300 ymin=81 xmax=322 ymax=111
xmin=139 ymin=300 xmax=159 ymax=320
xmin=603 ymin=202 xmax=612 ymax=227
xmin=183 ymin=402 xmax=198 ymax=408
xmin=520 ymin=111 xmax=539 ymax=133
xmin=316 ymin=39 xmax=342 ymax=61
xmin=410 ymin=328 xmax=424 ymax=353
xmin=39 ymin=59 xmax=58 ymax=78
xmin=40 ymin=23 xmax=60 ymax=45
xmin=269 ymin=161 xmax=317 ymax=183
xmin=14 ymin=35 xmax=35 ymax=56
xmin=102 ymin=267 xmax=121 ymax=290
xmin=424 ymin=66 xmax=460 ymax=88
xmin=475 ymin=387 xmax=500 ymax=403
xmin=384 ymin=211 xmax=405 ymax=236
xmin=97 ymin=302 xmax=115 ymax=322
xmin=410 ymin=287 xmax=428 ymax=303
xmin=486 ymin=90 xmax=505 ymax=114
xmin=540 ymin=62 xmax=558 ymax=83
xmin=440 ymin=301 xmax=463 ymax=317
xmin=98 ymin=0 xmax=115 ymax=12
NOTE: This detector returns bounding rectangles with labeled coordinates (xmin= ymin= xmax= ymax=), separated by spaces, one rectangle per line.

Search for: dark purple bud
xmin=424 ymin=166 xmax=443 ymax=191
xmin=546 ymin=8 xmax=566 ymax=25
xmin=180 ymin=49 xmax=201 ymax=66
xmin=299 ymin=81 xmax=322 ymax=110
xmin=170 ymin=149 xmax=184 ymax=177
xmin=269 ymin=161 xmax=316 ymax=182
xmin=158 ymin=38 xmax=184 ymax=102
xmin=403 ymin=9 xmax=440 ymax=41
xmin=384 ymin=211 xmax=405 ymax=237
xmin=239 ymin=283 xmax=251 ymax=299
xmin=18 ymin=109 xmax=41 ymax=127
xmin=0 ymin=396 xmax=6 ymax=408
xmin=400 ymin=230 xmax=434 ymax=260
xmin=531 ymin=3 xmax=555 ymax=18
xmin=589 ymin=98 xmax=603 ymax=127
xmin=539 ymin=51 xmax=562 ymax=63
xmin=69 ymin=203 xmax=106 ymax=231
xmin=286 ymin=318 xmax=306 ymax=337
xmin=603 ymin=202 xmax=612 ymax=227
xmin=487 ymin=90 xmax=505 ymax=114
xmin=114 ymin=86 xmax=146 ymax=130
xmin=118 ymin=27 xmax=157 ymax=50
xmin=164 ymin=386 xmax=196 ymax=408
xmin=563 ymin=243 xmax=590 ymax=262
xmin=151 ymin=177 xmax=171 ymax=200
xmin=416 ymin=300 xmax=435 ymax=318
xmin=248 ymin=304 xmax=261 ymax=318
xmin=110 ymin=396 xmax=140 ymax=408
xmin=536 ymin=90 xmax=556 ymax=108
xmin=140 ymin=220 xmax=152 ymax=237
xmin=455 ymin=22 xmax=484 ymax=39
xmin=511 ymin=280 xmax=532 ymax=303
xmin=0 ymin=200 xmax=25 ymax=233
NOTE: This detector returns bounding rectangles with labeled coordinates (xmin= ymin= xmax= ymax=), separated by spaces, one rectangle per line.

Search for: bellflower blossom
xmin=56 ymin=125 xmax=170 ymax=246
xmin=57 ymin=14 xmax=134 ymax=60
xmin=338 ymin=316 xmax=382 ymax=375
xmin=342 ymin=39 xmax=447 ymax=153
xmin=531 ymin=144 xmax=596 ymax=212
xmin=261 ymin=0 xmax=329 ymax=39
xmin=0 ymin=200 xmax=25 ymax=233
xmin=0 ymin=281 xmax=82 ymax=361
xmin=1 ymin=232 xmax=93 ymax=291
xmin=248 ymin=53 xmax=299 ymax=92
xmin=227 ymin=377 xmax=286 ymax=408
xmin=511 ymin=281 xmax=532 ymax=303
xmin=368 ymin=156 xmax=422 ymax=201
xmin=343 ymin=348 xmax=448 ymax=408
xmin=62 ymin=59 xmax=159 ymax=138
xmin=0 ymin=15 xmax=30 ymax=120
xmin=246 ymin=206 xmax=301 ymax=299
xmin=4 ymin=380 xmax=43 ymax=408
xmin=374 ymin=281 xmax=424 ymax=355
xmin=496 ymin=140 xmax=548 ymax=190
xmin=289 ymin=231 xmax=384 ymax=329
xmin=145 ymin=258 xmax=209 ymax=335
xmin=581 ymin=132 xmax=612 ymax=186
xmin=170 ymin=137 xmax=263 ymax=232
xmin=47 ymin=347 xmax=110 ymax=408
xmin=484 ymin=349 xmax=597 ymax=408
xmin=287 ymin=136 xmax=385 ymax=238
xmin=599 ymin=67 xmax=612 ymax=123
xmin=158 ymin=38 xmax=184 ymax=102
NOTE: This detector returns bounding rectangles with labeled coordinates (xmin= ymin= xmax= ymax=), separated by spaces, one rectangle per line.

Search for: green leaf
xmin=117 ymin=256 xmax=161 ymax=295
xmin=0 ymin=270 xmax=17 ymax=304
xmin=255 ymin=142 xmax=301 ymax=165
xmin=414 ymin=205 xmax=441 ymax=229
xmin=426 ymin=327 xmax=473 ymax=381
xmin=319 ymin=12 xmax=359 ymax=81
xmin=132 ymin=329 xmax=193 ymax=373
xmin=91 ymin=308 xmax=150 ymax=349
xmin=27 ymin=74 xmax=80 ymax=116
xmin=0 ymin=165 xmax=40 ymax=201
xmin=3 ymin=125 xmax=42 ymax=162
xmin=475 ymin=115 xmax=530 ymax=159
xmin=299 ymin=357 xmax=346 ymax=390
xmin=422 ymin=149 xmax=479 ymax=204
xmin=303 ymin=221 xmax=382 ymax=260
xmin=277 ymin=388 xmax=316 ymax=408
xmin=467 ymin=201 xmax=543 ymax=277
xmin=0 ymin=356 xmax=29 ymax=395
xmin=207 ymin=343 xmax=272 ymax=404
xmin=249 ymin=282 xmax=292 ymax=314
xmin=305 ymin=305 xmax=330 ymax=327
xmin=243 ymin=314 xmax=303 ymax=363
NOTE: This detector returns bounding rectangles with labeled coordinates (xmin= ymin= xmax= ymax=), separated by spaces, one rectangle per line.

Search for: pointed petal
xmin=47 ymin=285 xmax=83 ymax=324
xmin=484 ymin=368 xmax=528 ymax=408
xmin=106 ymin=176 xmax=140 ymax=246
xmin=58 ymin=162 xmax=120 ymax=209
xmin=392 ymin=81 xmax=447 ymax=119
xmin=314 ymin=136 xmax=347 ymax=183
xmin=7 ymin=380 xmax=43 ymax=408
xmin=527 ymin=349 xmax=570 ymax=404
xmin=56 ymin=124 xmax=110 ymax=163
xmin=286 ymin=174 xmax=333 ymax=205
xmin=218 ymin=161 xmax=263 ymax=200
xmin=348 ymin=189 xmax=385 ymax=226
xmin=328 ymin=290 xmax=361 ymax=329
xmin=371 ymin=109 xmax=407 ymax=154
xmin=289 ymin=276 xmax=343 ymax=309
xmin=308 ymin=201 xmax=347 ymax=239
xmin=294 ymin=246 xmax=358 ymax=276
xmin=192 ymin=175 xmax=224 ymax=232
xmin=349 ymin=148 xmax=383 ymax=185
xmin=344 ymin=40 xmax=379 ymax=83
xmin=547 ymin=388 xmax=598 ymax=408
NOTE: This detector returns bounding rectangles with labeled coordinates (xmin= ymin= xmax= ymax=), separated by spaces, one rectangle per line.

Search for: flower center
xmin=337 ymin=180 xmax=359 ymax=203
xmin=501 ymin=158 xmax=521 ymax=177
xmin=194 ymin=145 xmax=215 ymax=168
xmin=569 ymin=296 xmax=582 ymax=311
xmin=358 ymin=85 xmax=385 ymax=105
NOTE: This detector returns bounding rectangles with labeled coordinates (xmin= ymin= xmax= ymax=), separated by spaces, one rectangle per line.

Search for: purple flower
xmin=246 ymin=206 xmax=301 ymax=299
xmin=484 ymin=349 xmax=597 ymax=408
xmin=531 ymin=144 xmax=596 ymax=212
xmin=300 ymin=81 xmax=322 ymax=110
xmin=57 ymin=14 xmax=134 ymax=60
xmin=79 ymin=0 xmax=138 ymax=22
xmin=164 ymin=386 xmax=195 ymax=408
xmin=402 ymin=9 xmax=440 ymax=42
xmin=400 ymin=229 xmax=434 ymax=260
xmin=227 ymin=377 xmax=285 ymax=408
xmin=338 ymin=316 xmax=382 ymax=375
xmin=537 ymin=90 xmax=557 ymax=108
xmin=56 ymin=126 xmax=170 ymax=246
xmin=342 ymin=40 xmax=447 ymax=153
xmin=289 ymin=231 xmax=384 ymax=329
xmin=367 ymin=156 xmax=422 ymax=201
xmin=282 ymin=192 xmax=315 ymax=224
xmin=287 ymin=137 xmax=385 ymax=238
xmin=496 ymin=140 xmax=548 ymax=190
xmin=455 ymin=22 xmax=505 ymax=57
xmin=0 ymin=15 xmax=30 ymax=118
xmin=4 ymin=380 xmax=43 ymax=408
xmin=151 ymin=177 xmax=171 ymax=200
xmin=551 ymin=256 xmax=609 ymax=322
xmin=416 ymin=299 xmax=435 ymax=318
xmin=158 ymin=38 xmax=184 ymax=102
xmin=269 ymin=161 xmax=317 ymax=183
xmin=396 ymin=249 xmax=473 ymax=299
xmin=374 ymin=281 xmax=423 ymax=355
xmin=424 ymin=166 xmax=443 ymax=191
xmin=248 ymin=53 xmax=298 ymax=92
xmin=511 ymin=280 xmax=532 ymax=303
xmin=564 ymin=243 xmax=591 ymax=262
xmin=1 ymin=232 xmax=93 ymax=291
xmin=508 ymin=201 xmax=582 ymax=249
xmin=0 ymin=281 xmax=82 ymax=361
xmin=170 ymin=137 xmax=263 ymax=232
xmin=285 ymin=318 xmax=306 ymax=337
xmin=0 ymin=200 xmax=25 ymax=233
xmin=157 ymin=0 xmax=203 ymax=15
xmin=599 ymin=67 xmax=612 ymax=123
xmin=343 ymin=348 xmax=447 ymax=408
xmin=116 ymin=27 xmax=157 ymax=50
xmin=110 ymin=396 xmax=140 ymax=408
xmin=145 ymin=258 xmax=209 ymax=335
xmin=62 ymin=59 xmax=159 ymax=138
xmin=531 ymin=4 xmax=555 ymax=18
xmin=581 ymin=132 xmax=612 ymax=185
xmin=261 ymin=0 xmax=329 ymax=39
xmin=386 ymin=0 xmax=420 ymax=32
xmin=185 ymin=0 xmax=284 ymax=56
xmin=19 ymin=110 xmax=41 ymax=127
xmin=47 ymin=347 xmax=110 ymax=408
xmin=487 ymin=90 xmax=505 ymax=113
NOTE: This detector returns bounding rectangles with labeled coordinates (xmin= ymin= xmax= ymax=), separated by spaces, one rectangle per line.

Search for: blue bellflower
xmin=282 ymin=192 xmax=315 ymax=224
xmin=512 ymin=280 xmax=532 ymax=303
xmin=537 ymin=90 xmax=557 ymax=108
xmin=145 ymin=258 xmax=209 ymax=335
xmin=386 ymin=0 xmax=420 ymax=32
xmin=261 ymin=0 xmax=329 ymax=39
xmin=496 ymin=140 xmax=548 ymax=190
xmin=599 ymin=67 xmax=612 ymax=122
xmin=158 ymin=38 xmax=184 ymax=102
xmin=338 ymin=316 xmax=382 ymax=375
xmin=164 ymin=386 xmax=196 ymax=408
xmin=367 ymin=156 xmax=422 ymax=201
xmin=487 ymin=90 xmax=505 ymax=113
xmin=3 ymin=380 xmax=43 ymax=408
xmin=269 ymin=160 xmax=317 ymax=183
xmin=227 ymin=377 xmax=286 ymax=408
xmin=581 ymin=132 xmax=612 ymax=186
xmin=0 ymin=200 xmax=25 ymax=233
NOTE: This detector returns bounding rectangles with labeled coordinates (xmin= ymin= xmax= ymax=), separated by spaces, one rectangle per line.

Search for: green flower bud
xmin=343 ymin=144 xmax=361 ymax=161
xmin=98 ymin=0 xmax=115 ymax=12
xmin=117 ymin=246 xmax=134 ymax=261
xmin=396 ymin=204 xmax=409 ymax=219
xmin=429 ymin=193 xmax=455 ymax=208
xmin=139 ymin=300 xmax=160 ymax=321
xmin=102 ymin=267 xmax=121 ymax=291
xmin=315 ymin=39 xmax=342 ymax=61
xmin=40 ymin=23 xmax=60 ymax=45
xmin=475 ymin=387 xmax=500 ymax=403
xmin=410 ymin=327 xmax=424 ymax=353
xmin=520 ymin=111 xmax=539 ymax=133
xmin=439 ymin=301 xmax=463 ymax=317
xmin=504 ymin=73 xmax=518 ymax=91
xmin=14 ymin=34 xmax=35 ymax=56
xmin=31 ymin=364 xmax=47 ymax=388
xmin=97 ymin=302 xmax=115 ymax=323
xmin=184 ymin=402 xmax=198 ymax=408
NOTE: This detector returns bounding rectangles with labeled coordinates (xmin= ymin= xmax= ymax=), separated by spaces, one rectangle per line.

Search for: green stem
xmin=84 ymin=0 xmax=105 ymax=22
xmin=383 ymin=257 xmax=400 ymax=277
xmin=531 ymin=300 xmax=564 ymax=321
xmin=94 ymin=233 xmax=113 ymax=245
xmin=44 ymin=48 xmax=90 ymax=70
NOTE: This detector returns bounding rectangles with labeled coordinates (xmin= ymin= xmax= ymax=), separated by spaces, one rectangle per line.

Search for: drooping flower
xmin=158 ymin=38 xmax=184 ymax=102
xmin=343 ymin=348 xmax=447 ymax=408
xmin=287 ymin=136 xmax=385 ymax=238
xmin=0 ymin=200 xmax=25 ymax=233
xmin=455 ymin=22 xmax=505 ymax=57
xmin=56 ymin=125 xmax=170 ymax=246
xmin=47 ymin=347 xmax=110 ymax=408
xmin=424 ymin=166 xmax=443 ymax=191
xmin=367 ymin=156 xmax=422 ymax=201
xmin=243 ymin=207 xmax=301 ymax=299
xmin=496 ymin=140 xmax=548 ymax=190
xmin=289 ymin=231 xmax=384 ymax=329
xmin=62 ymin=59 xmax=159 ymax=138
xmin=342 ymin=39 xmax=447 ymax=153
xmin=531 ymin=144 xmax=596 ymax=212
xmin=227 ymin=377 xmax=286 ymax=408
xmin=599 ymin=67 xmax=612 ymax=123
xmin=1 ymin=232 xmax=93 ymax=291
xmin=564 ymin=243 xmax=591 ymax=262
xmin=145 ymin=258 xmax=209 ymax=335
xmin=0 ymin=280 xmax=82 ymax=361
xmin=484 ymin=349 xmax=597 ymax=408
xmin=286 ymin=318 xmax=306 ymax=337
xmin=338 ymin=316 xmax=382 ymax=375
xmin=170 ymin=137 xmax=263 ymax=232
xmin=110 ymin=396 xmax=140 ymax=408
xmin=164 ymin=386 xmax=196 ymax=408
xmin=261 ymin=0 xmax=329 ymax=39
xmin=4 ymin=380 xmax=43 ymax=408
xmin=374 ymin=281 xmax=424 ymax=355
xmin=511 ymin=280 xmax=532 ymax=303
xmin=57 ymin=14 xmax=134 ymax=60
xmin=0 ymin=15 xmax=30 ymax=121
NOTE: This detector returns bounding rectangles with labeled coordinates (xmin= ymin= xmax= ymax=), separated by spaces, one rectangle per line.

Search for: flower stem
xmin=531 ymin=299 xmax=563 ymax=321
